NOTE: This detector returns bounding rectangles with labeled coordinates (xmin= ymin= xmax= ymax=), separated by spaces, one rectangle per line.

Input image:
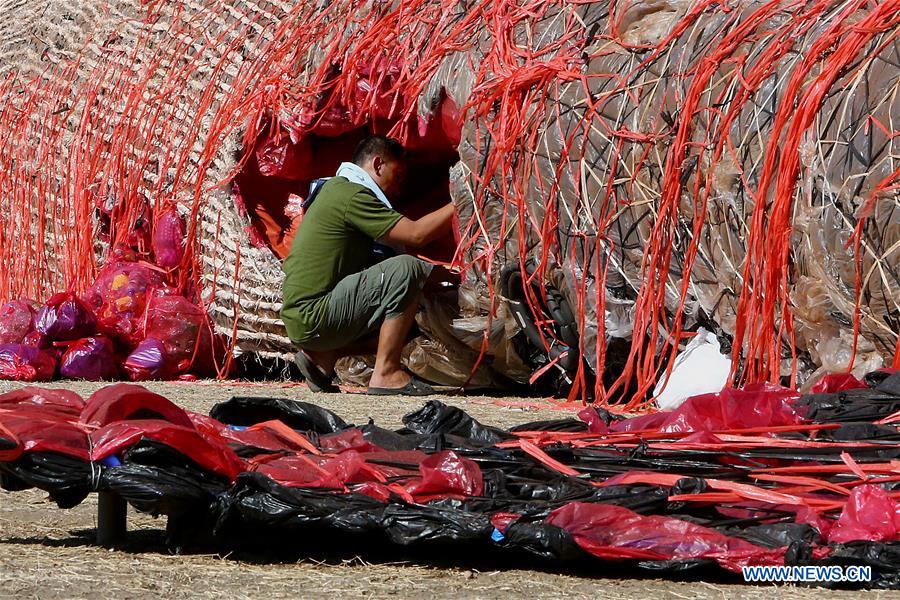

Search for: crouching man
xmin=281 ymin=135 xmax=454 ymax=396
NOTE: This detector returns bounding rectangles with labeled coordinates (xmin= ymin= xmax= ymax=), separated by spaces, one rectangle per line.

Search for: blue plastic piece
xmin=100 ymin=455 xmax=122 ymax=467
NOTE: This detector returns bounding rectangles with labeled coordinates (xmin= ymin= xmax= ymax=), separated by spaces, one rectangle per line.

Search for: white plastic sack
xmin=654 ymin=328 xmax=732 ymax=410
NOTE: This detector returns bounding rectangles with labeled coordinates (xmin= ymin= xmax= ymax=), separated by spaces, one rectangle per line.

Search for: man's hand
xmin=383 ymin=202 xmax=455 ymax=248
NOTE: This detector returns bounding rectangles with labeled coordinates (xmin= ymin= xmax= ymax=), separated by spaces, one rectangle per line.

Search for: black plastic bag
xmin=0 ymin=452 xmax=93 ymax=508
xmin=210 ymin=396 xmax=349 ymax=433
xmin=509 ymin=418 xmax=588 ymax=433
xmin=401 ymin=401 xmax=509 ymax=445
xmin=99 ymin=441 xmax=230 ymax=516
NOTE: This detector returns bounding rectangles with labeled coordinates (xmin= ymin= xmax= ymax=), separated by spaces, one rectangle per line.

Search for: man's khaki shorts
xmin=299 ymin=255 xmax=433 ymax=352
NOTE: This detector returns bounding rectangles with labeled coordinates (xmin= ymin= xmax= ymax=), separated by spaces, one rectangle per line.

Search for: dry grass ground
xmin=0 ymin=380 xmax=894 ymax=599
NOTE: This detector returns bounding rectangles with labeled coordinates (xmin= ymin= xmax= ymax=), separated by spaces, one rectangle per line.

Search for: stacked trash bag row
xmin=0 ymin=207 xmax=217 ymax=382
xmin=2 ymin=371 xmax=900 ymax=587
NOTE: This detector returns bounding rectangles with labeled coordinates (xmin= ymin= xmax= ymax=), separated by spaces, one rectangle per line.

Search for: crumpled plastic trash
xmin=35 ymin=292 xmax=97 ymax=342
xmin=59 ymin=336 xmax=120 ymax=381
xmin=0 ymin=299 xmax=38 ymax=344
xmin=654 ymin=328 xmax=732 ymax=410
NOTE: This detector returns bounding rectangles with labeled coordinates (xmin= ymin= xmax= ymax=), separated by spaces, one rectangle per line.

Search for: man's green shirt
xmin=281 ymin=176 xmax=403 ymax=344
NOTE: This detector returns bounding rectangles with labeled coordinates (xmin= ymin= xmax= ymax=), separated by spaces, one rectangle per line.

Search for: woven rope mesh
xmin=0 ymin=0 xmax=897 ymax=402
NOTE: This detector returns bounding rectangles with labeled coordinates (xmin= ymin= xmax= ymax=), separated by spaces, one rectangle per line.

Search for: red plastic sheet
xmin=0 ymin=390 xmax=89 ymax=459
xmin=592 ymin=384 xmax=804 ymax=434
xmin=0 ymin=421 xmax=20 ymax=462
xmin=252 ymin=451 xmax=367 ymax=489
xmin=547 ymin=502 xmax=784 ymax=572
xmin=0 ymin=387 xmax=85 ymax=415
xmin=224 ymin=420 xmax=321 ymax=454
xmin=810 ymin=373 xmax=868 ymax=394
xmin=90 ymin=419 xmax=243 ymax=480
xmin=319 ymin=429 xmax=382 ymax=454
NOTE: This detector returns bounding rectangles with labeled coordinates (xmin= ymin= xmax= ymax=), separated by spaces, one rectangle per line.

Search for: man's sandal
xmin=294 ymin=352 xmax=340 ymax=393
xmin=367 ymin=375 xmax=435 ymax=397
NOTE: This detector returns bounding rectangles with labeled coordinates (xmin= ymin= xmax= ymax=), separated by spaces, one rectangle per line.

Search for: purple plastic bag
xmin=0 ymin=343 xmax=57 ymax=381
xmin=36 ymin=292 xmax=97 ymax=342
xmin=59 ymin=336 xmax=119 ymax=381
xmin=123 ymin=337 xmax=167 ymax=381
xmin=0 ymin=300 xmax=38 ymax=344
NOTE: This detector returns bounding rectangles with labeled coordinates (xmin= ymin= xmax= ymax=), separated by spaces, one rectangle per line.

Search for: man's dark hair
xmin=352 ymin=135 xmax=406 ymax=166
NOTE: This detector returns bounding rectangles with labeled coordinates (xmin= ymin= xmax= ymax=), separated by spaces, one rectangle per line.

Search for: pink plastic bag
xmin=0 ymin=344 xmax=57 ymax=381
xmin=0 ymin=299 xmax=38 ymax=344
xmin=35 ymin=292 xmax=97 ymax=342
xmin=152 ymin=205 xmax=186 ymax=268
xmin=84 ymin=261 xmax=168 ymax=345
xmin=59 ymin=336 xmax=120 ymax=381
xmin=828 ymin=484 xmax=900 ymax=544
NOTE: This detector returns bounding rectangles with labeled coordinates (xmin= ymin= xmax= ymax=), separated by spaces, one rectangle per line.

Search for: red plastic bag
xmin=828 ymin=484 xmax=900 ymax=544
xmin=143 ymin=294 xmax=213 ymax=376
xmin=123 ymin=337 xmax=167 ymax=380
xmin=0 ymin=344 xmax=57 ymax=381
xmin=84 ymin=260 xmax=167 ymax=345
xmin=0 ymin=299 xmax=38 ymax=344
xmin=405 ymin=450 xmax=484 ymax=499
xmin=35 ymin=292 xmax=97 ymax=342
xmin=59 ymin=336 xmax=120 ymax=381
xmin=152 ymin=205 xmax=186 ymax=268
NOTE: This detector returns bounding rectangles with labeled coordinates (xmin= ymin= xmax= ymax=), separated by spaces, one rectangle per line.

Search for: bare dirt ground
xmin=0 ymin=380 xmax=894 ymax=599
